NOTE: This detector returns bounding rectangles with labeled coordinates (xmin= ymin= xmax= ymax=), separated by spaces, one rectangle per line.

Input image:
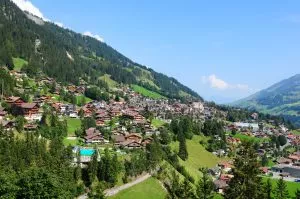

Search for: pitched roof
xmin=112 ymin=134 xmax=126 ymax=142
xmin=20 ymin=103 xmax=38 ymax=109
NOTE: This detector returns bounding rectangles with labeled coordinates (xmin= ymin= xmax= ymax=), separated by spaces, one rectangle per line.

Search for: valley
xmin=0 ymin=0 xmax=299 ymax=199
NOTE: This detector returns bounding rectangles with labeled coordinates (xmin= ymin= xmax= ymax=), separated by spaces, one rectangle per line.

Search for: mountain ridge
xmin=0 ymin=0 xmax=202 ymax=101
xmin=233 ymin=74 xmax=300 ymax=126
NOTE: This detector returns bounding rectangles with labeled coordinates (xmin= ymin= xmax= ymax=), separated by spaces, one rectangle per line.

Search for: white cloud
xmin=202 ymin=74 xmax=250 ymax=91
xmin=207 ymin=74 xmax=229 ymax=90
xmin=83 ymin=31 xmax=104 ymax=42
xmin=54 ymin=22 xmax=64 ymax=28
xmin=11 ymin=0 xmax=48 ymax=20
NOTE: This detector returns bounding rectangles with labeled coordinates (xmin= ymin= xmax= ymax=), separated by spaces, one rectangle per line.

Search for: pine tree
xmin=178 ymin=132 xmax=188 ymax=161
xmin=261 ymin=153 xmax=268 ymax=167
xmin=88 ymin=152 xmax=98 ymax=184
xmin=181 ymin=177 xmax=195 ymax=199
xmin=15 ymin=116 xmax=25 ymax=133
xmin=295 ymin=189 xmax=300 ymax=199
xmin=166 ymin=171 xmax=182 ymax=199
xmin=224 ymin=142 xmax=263 ymax=199
xmin=146 ymin=135 xmax=163 ymax=170
xmin=274 ymin=178 xmax=289 ymax=199
xmin=196 ymin=168 xmax=214 ymax=199
xmin=263 ymin=178 xmax=273 ymax=199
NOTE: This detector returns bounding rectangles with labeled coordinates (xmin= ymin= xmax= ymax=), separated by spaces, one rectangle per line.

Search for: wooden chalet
xmin=125 ymin=133 xmax=142 ymax=142
xmin=0 ymin=120 xmax=13 ymax=130
xmin=19 ymin=103 xmax=39 ymax=116
xmin=84 ymin=128 xmax=107 ymax=144
xmin=5 ymin=96 xmax=24 ymax=106
xmin=120 ymin=140 xmax=142 ymax=149
xmin=0 ymin=108 xmax=7 ymax=118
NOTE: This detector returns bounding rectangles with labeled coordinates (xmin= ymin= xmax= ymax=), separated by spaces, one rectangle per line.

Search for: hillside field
xmin=170 ymin=135 xmax=220 ymax=181
xmin=131 ymin=85 xmax=166 ymax=99
xmin=108 ymin=177 xmax=166 ymax=199
xmin=13 ymin=57 xmax=28 ymax=71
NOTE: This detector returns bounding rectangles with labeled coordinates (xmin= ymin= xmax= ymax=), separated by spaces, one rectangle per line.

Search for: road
xmin=77 ymin=173 xmax=151 ymax=199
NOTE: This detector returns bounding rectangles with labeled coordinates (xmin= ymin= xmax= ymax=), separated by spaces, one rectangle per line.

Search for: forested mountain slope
xmin=0 ymin=0 xmax=201 ymax=100
xmin=233 ymin=74 xmax=300 ymax=126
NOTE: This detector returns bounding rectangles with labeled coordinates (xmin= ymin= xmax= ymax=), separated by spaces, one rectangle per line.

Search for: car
xmin=294 ymin=179 xmax=300 ymax=183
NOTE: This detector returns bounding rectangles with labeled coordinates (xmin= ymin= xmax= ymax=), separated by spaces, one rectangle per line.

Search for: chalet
xmin=19 ymin=103 xmax=39 ymax=116
xmin=110 ymin=108 xmax=122 ymax=117
xmin=82 ymin=107 xmax=92 ymax=118
xmin=120 ymin=140 xmax=142 ymax=149
xmin=142 ymin=137 xmax=153 ymax=146
xmin=133 ymin=114 xmax=146 ymax=124
xmin=111 ymin=134 xmax=126 ymax=146
xmin=96 ymin=120 xmax=105 ymax=127
xmin=33 ymin=95 xmax=51 ymax=105
xmin=125 ymin=133 xmax=142 ymax=142
xmin=84 ymin=128 xmax=107 ymax=144
xmin=5 ymin=96 xmax=24 ymax=106
xmin=0 ymin=120 xmax=13 ymax=130
xmin=0 ymin=108 xmax=7 ymax=119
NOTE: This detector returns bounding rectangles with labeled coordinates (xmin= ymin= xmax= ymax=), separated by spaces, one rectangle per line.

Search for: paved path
xmin=104 ymin=173 xmax=151 ymax=196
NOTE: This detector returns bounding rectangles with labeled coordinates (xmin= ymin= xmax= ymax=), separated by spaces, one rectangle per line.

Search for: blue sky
xmin=13 ymin=0 xmax=300 ymax=103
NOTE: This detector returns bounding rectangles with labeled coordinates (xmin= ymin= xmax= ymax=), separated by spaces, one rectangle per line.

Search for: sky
xmin=12 ymin=0 xmax=300 ymax=103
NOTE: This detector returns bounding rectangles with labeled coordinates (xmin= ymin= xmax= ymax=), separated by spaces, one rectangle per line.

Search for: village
xmin=0 ymin=68 xmax=300 ymax=196
xmin=0 ymin=69 xmax=222 ymax=160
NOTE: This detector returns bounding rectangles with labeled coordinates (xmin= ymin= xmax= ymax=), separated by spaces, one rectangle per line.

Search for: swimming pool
xmin=80 ymin=148 xmax=95 ymax=156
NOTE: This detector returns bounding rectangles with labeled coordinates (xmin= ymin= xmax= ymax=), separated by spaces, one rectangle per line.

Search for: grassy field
xmin=108 ymin=177 xmax=166 ymax=199
xmin=13 ymin=57 xmax=28 ymax=71
xmin=76 ymin=95 xmax=92 ymax=105
xmin=99 ymin=74 xmax=118 ymax=88
xmin=63 ymin=137 xmax=80 ymax=146
xmin=66 ymin=118 xmax=81 ymax=136
xmin=263 ymin=177 xmax=300 ymax=197
xmin=151 ymin=118 xmax=166 ymax=128
xmin=170 ymin=135 xmax=220 ymax=181
xmin=131 ymin=85 xmax=166 ymax=99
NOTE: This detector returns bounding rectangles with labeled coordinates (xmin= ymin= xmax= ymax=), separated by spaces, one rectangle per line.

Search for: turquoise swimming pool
xmin=80 ymin=148 xmax=95 ymax=156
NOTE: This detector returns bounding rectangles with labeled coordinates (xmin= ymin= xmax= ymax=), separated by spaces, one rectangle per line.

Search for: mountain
xmin=0 ymin=0 xmax=201 ymax=100
xmin=233 ymin=74 xmax=300 ymax=126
